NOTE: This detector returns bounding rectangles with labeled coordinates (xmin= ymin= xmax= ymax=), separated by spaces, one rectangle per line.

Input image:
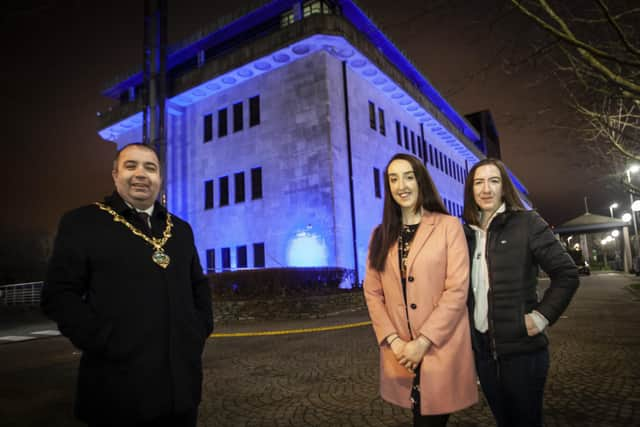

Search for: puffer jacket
xmin=464 ymin=209 xmax=579 ymax=356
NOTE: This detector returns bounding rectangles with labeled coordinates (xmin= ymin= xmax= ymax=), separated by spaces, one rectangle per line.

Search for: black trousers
xmin=474 ymin=332 xmax=549 ymax=427
xmin=88 ymin=408 xmax=198 ymax=427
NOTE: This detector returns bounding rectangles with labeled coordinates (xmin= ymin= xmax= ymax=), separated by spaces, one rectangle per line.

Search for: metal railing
xmin=0 ymin=282 xmax=44 ymax=306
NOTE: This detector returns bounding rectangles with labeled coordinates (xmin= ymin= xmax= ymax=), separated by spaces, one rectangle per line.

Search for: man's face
xmin=112 ymin=145 xmax=161 ymax=210
xmin=472 ymin=164 xmax=503 ymax=215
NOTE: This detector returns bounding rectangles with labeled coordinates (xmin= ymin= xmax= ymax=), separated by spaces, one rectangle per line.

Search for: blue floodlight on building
xmin=97 ymin=0 xmax=530 ymax=281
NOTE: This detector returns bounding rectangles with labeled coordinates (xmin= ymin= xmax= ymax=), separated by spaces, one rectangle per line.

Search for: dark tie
xmin=136 ymin=212 xmax=152 ymax=236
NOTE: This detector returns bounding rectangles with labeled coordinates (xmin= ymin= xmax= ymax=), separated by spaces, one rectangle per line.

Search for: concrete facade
xmin=97 ymin=0 xmax=529 ymax=281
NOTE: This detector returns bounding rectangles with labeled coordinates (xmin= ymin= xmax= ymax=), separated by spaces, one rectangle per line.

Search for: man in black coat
xmin=42 ymin=143 xmax=213 ymax=427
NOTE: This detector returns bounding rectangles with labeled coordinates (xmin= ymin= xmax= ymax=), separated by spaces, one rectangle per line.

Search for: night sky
xmin=0 ymin=0 xmax=626 ymax=235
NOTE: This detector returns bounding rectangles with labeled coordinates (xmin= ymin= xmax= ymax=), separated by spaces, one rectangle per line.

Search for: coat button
xmin=410 ymin=303 xmax=417 ymax=309
xmin=408 ymin=276 xmax=415 ymax=282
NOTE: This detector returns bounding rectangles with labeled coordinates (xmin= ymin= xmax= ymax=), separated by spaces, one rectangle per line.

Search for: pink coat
xmin=364 ymin=212 xmax=478 ymax=415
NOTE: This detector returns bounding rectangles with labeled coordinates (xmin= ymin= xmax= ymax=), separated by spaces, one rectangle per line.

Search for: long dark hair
xmin=368 ymin=153 xmax=448 ymax=272
xmin=462 ymin=158 xmax=525 ymax=226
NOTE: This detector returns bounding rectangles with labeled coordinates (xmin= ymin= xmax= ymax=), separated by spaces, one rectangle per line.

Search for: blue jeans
xmin=474 ymin=333 xmax=549 ymax=427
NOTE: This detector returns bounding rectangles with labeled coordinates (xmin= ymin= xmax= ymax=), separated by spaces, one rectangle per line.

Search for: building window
xmin=236 ymin=245 xmax=247 ymax=269
xmin=417 ymin=136 xmax=423 ymax=159
xmin=221 ymin=247 xmax=231 ymax=270
xmin=253 ymin=242 xmax=265 ymax=268
xmin=206 ymin=249 xmax=215 ymax=273
xmin=280 ymin=10 xmax=294 ymax=27
xmin=396 ymin=121 xmax=402 ymax=146
xmin=411 ymin=131 xmax=416 ymax=154
xmin=233 ymin=102 xmax=243 ymax=133
xmin=218 ymin=108 xmax=228 ymax=137
xmin=373 ymin=167 xmax=381 ymax=199
xmin=234 ymin=172 xmax=245 ymax=203
xmin=251 ymin=167 xmax=263 ymax=200
xmin=403 ymin=126 xmax=409 ymax=150
xmin=204 ymin=180 xmax=214 ymax=210
xmin=378 ymin=108 xmax=386 ymax=136
xmin=368 ymin=101 xmax=376 ymax=130
xmin=203 ymin=113 xmax=213 ymax=143
xmin=302 ymin=0 xmax=333 ymax=17
xmin=219 ymin=176 xmax=229 ymax=206
xmin=439 ymin=152 xmax=444 ymax=171
xmin=423 ymin=139 xmax=428 ymax=163
xmin=429 ymin=144 xmax=434 ymax=165
xmin=249 ymin=95 xmax=260 ymax=127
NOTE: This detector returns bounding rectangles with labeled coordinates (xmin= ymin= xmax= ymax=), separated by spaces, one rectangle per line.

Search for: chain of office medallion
xmin=94 ymin=202 xmax=173 ymax=250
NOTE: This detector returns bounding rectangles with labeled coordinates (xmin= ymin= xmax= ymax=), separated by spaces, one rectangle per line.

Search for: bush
xmin=207 ymin=267 xmax=356 ymax=300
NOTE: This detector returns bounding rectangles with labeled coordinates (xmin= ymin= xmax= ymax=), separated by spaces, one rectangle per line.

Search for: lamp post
xmin=626 ymin=165 xmax=640 ymax=254
xmin=609 ymin=202 xmax=619 ymax=218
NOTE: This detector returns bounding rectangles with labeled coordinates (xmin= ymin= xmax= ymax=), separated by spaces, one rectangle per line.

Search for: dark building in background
xmin=465 ymin=110 xmax=502 ymax=159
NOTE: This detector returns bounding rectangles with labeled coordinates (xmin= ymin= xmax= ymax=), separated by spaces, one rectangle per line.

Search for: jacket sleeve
xmin=529 ymin=211 xmax=579 ymax=325
xmin=41 ymin=211 xmax=111 ymax=353
xmin=418 ymin=217 xmax=470 ymax=347
xmin=188 ymin=225 xmax=214 ymax=338
xmin=363 ymin=230 xmax=397 ymax=346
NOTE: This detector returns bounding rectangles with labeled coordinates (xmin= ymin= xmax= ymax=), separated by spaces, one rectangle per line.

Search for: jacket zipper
xmin=485 ymin=229 xmax=500 ymax=379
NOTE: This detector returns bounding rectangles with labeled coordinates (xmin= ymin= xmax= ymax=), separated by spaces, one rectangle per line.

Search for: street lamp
xmin=609 ymin=202 xmax=619 ymax=217
xmin=622 ymin=212 xmax=632 ymax=222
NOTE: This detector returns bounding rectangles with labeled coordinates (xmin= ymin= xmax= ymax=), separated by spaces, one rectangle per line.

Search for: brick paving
xmin=0 ymin=273 xmax=639 ymax=426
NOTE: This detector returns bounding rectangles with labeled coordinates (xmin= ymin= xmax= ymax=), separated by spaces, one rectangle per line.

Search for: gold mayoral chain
xmin=94 ymin=202 xmax=173 ymax=269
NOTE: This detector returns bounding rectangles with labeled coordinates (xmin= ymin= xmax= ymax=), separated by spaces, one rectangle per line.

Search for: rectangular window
xmin=205 ymin=249 xmax=215 ymax=273
xmin=236 ymin=245 xmax=247 ymax=269
xmin=234 ymin=172 xmax=245 ymax=203
xmin=411 ymin=131 xmax=416 ymax=154
xmin=368 ymin=101 xmax=376 ymax=130
xmin=233 ymin=102 xmax=243 ymax=133
xmin=417 ymin=136 xmax=423 ymax=159
xmin=204 ymin=179 xmax=214 ymax=210
xmin=221 ymin=247 xmax=231 ymax=270
xmin=378 ymin=108 xmax=386 ymax=135
xmin=448 ymin=158 xmax=453 ymax=177
xmin=403 ymin=126 xmax=409 ymax=149
xmin=218 ymin=108 xmax=228 ymax=137
xmin=373 ymin=167 xmax=381 ymax=199
xmin=203 ymin=113 xmax=213 ymax=143
xmin=253 ymin=242 xmax=265 ymax=268
xmin=251 ymin=167 xmax=263 ymax=200
xmin=249 ymin=95 xmax=260 ymax=127
xmin=423 ymin=139 xmax=428 ymax=163
xmin=219 ymin=176 xmax=229 ymax=206
xmin=396 ymin=121 xmax=402 ymax=146
xmin=429 ymin=145 xmax=434 ymax=165
xmin=439 ymin=152 xmax=444 ymax=170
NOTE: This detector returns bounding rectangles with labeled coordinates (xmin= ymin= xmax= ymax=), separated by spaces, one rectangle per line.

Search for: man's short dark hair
xmin=113 ymin=143 xmax=160 ymax=170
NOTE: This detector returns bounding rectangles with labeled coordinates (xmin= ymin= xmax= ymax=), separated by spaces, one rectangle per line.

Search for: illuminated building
xmin=97 ymin=0 xmax=530 ymax=281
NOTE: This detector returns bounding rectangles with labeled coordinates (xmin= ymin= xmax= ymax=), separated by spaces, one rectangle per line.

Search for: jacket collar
xmin=103 ymin=191 xmax=167 ymax=219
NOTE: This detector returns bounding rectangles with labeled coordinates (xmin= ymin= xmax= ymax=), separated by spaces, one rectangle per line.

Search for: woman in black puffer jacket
xmin=462 ymin=158 xmax=579 ymax=427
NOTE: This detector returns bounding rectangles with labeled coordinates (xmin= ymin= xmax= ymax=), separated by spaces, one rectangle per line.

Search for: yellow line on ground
xmin=209 ymin=320 xmax=372 ymax=338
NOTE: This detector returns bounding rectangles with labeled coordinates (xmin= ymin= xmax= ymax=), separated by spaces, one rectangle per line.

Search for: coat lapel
xmin=406 ymin=212 xmax=437 ymax=273
xmin=387 ymin=241 xmax=402 ymax=284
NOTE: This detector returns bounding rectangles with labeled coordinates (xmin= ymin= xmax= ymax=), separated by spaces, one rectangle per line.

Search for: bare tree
xmin=509 ymin=0 xmax=640 ymax=167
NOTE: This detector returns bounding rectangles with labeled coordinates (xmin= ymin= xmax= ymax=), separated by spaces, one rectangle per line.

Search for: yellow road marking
xmin=209 ymin=320 xmax=372 ymax=338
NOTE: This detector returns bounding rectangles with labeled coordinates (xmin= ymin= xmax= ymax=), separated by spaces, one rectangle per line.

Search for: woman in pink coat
xmin=364 ymin=154 xmax=478 ymax=427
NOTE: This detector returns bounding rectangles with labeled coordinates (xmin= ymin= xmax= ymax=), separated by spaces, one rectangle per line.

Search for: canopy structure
xmin=553 ymin=213 xmax=632 ymax=273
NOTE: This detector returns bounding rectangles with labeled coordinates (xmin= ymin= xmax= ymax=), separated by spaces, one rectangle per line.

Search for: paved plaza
xmin=0 ymin=273 xmax=639 ymax=426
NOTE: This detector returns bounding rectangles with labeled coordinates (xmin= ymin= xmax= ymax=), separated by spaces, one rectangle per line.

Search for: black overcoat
xmin=42 ymin=192 xmax=214 ymax=424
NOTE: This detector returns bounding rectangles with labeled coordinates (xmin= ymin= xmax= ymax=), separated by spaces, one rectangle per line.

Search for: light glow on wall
xmin=287 ymin=226 xmax=328 ymax=267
